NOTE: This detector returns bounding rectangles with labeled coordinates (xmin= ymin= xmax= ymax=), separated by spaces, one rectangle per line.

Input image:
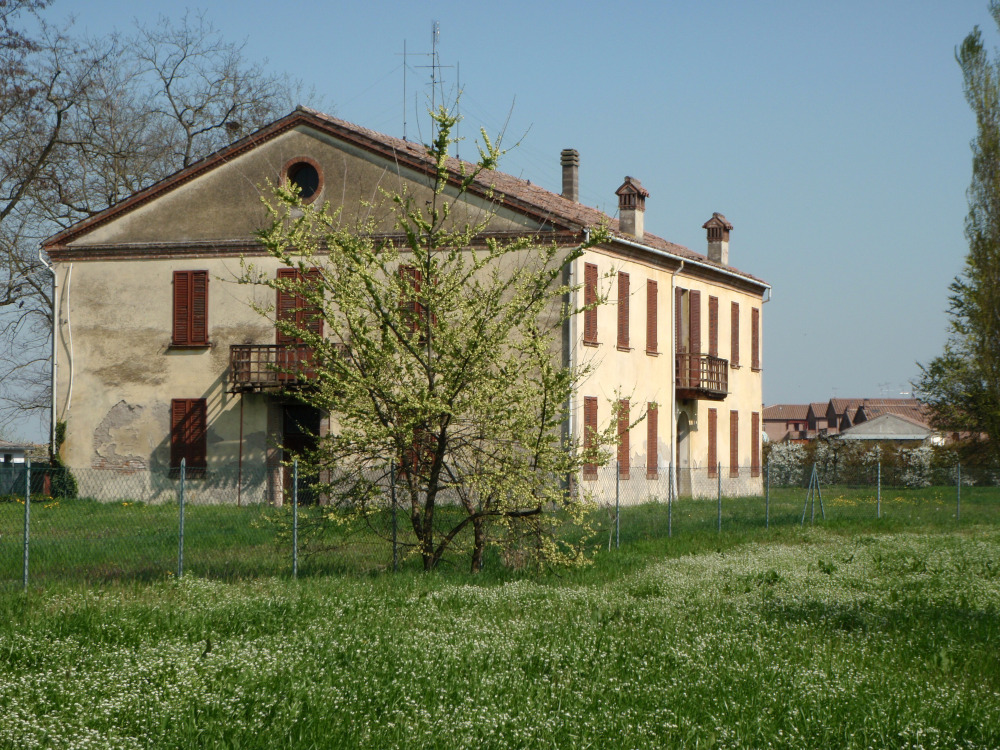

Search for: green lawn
xmin=0 ymin=483 xmax=996 ymax=587
xmin=0 ymin=525 xmax=998 ymax=748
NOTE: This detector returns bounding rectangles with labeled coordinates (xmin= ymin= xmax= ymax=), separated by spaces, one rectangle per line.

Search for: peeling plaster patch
xmin=92 ymin=400 xmax=150 ymax=471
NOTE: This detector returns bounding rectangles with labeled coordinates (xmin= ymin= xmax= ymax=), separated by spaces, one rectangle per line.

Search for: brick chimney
xmin=616 ymin=176 xmax=649 ymax=240
xmin=702 ymin=212 xmax=733 ymax=266
xmin=560 ymin=149 xmax=579 ymax=202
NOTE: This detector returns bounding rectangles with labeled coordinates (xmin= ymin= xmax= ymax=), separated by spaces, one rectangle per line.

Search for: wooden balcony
xmin=675 ymin=353 xmax=729 ymax=401
xmin=229 ymin=344 xmax=347 ymax=393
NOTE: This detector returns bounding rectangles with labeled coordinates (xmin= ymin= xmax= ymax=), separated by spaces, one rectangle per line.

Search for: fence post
xmin=22 ymin=460 xmax=30 ymax=591
xmin=717 ymin=461 xmax=722 ymax=533
xmin=177 ymin=458 xmax=185 ymax=579
xmin=765 ymin=462 xmax=770 ymax=530
xmin=667 ymin=463 xmax=673 ymax=539
xmin=292 ymin=458 xmax=299 ymax=580
xmin=877 ymin=460 xmax=881 ymax=520
xmin=957 ymin=463 xmax=961 ymax=522
xmin=615 ymin=460 xmax=620 ymax=550
xmin=390 ymin=460 xmax=398 ymax=573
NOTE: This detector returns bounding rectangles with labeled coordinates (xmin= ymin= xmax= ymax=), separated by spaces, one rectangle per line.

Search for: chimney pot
xmin=702 ymin=212 xmax=733 ymax=266
xmin=560 ymin=149 xmax=579 ymax=203
xmin=615 ymin=176 xmax=649 ymax=240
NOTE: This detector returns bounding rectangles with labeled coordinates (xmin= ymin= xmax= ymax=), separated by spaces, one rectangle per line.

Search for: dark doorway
xmin=283 ymin=404 xmax=321 ymax=504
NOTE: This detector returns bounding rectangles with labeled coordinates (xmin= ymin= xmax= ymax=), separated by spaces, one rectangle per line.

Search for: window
xmin=172 ymin=270 xmax=209 ymax=346
xmin=171 ymin=398 xmax=207 ymax=470
xmin=730 ymin=410 xmax=739 ymax=477
xmin=646 ymin=279 xmax=658 ymax=354
xmin=751 ymin=412 xmax=761 ymax=477
xmin=708 ymin=296 xmax=719 ymax=357
xmin=617 ymin=398 xmax=630 ymax=478
xmin=283 ymin=157 xmax=323 ymax=203
xmin=617 ymin=271 xmax=630 ymax=350
xmin=583 ymin=262 xmax=598 ymax=345
xmin=675 ymin=288 xmax=702 ymax=386
xmin=751 ymin=307 xmax=761 ymax=371
xmin=646 ymin=403 xmax=658 ymax=478
xmin=276 ymin=268 xmax=324 ymax=345
xmin=708 ymin=408 xmax=718 ymax=477
xmin=583 ymin=396 xmax=598 ymax=479
xmin=731 ymin=301 xmax=740 ymax=367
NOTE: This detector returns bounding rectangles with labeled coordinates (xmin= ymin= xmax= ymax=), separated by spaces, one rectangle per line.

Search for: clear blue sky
xmin=41 ymin=1 xmax=998 ymax=420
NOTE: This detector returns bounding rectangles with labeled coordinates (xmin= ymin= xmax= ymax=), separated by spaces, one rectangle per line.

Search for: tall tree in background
xmin=0 ymin=4 xmax=300 ymax=435
xmin=918 ymin=2 xmax=1000 ymax=462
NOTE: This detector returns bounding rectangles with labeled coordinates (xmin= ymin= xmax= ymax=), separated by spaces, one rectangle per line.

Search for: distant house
xmin=0 ymin=440 xmax=33 ymax=464
xmin=766 ymin=397 xmax=934 ymax=444
xmin=806 ymin=402 xmax=833 ymax=434
xmin=852 ymin=398 xmax=930 ymax=427
xmin=762 ymin=404 xmax=809 ymax=442
xmin=838 ymin=412 xmax=938 ymax=444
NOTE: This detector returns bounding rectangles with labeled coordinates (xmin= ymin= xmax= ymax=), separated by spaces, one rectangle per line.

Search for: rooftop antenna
xmin=399 ymin=24 xmax=456 ymax=145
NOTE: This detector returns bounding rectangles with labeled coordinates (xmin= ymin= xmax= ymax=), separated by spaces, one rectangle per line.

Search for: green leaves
xmin=244 ymin=107 xmax=611 ymax=572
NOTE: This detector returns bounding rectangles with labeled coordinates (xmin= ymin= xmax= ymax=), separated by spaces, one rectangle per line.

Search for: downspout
xmin=37 ymin=249 xmax=56 ymax=458
xmin=564 ymin=229 xmax=586 ymax=470
xmin=669 ymin=260 xmax=685 ymax=498
xmin=61 ymin=263 xmax=75 ymax=419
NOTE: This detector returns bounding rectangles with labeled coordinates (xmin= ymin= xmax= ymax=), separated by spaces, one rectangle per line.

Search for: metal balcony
xmin=228 ymin=344 xmax=348 ymax=393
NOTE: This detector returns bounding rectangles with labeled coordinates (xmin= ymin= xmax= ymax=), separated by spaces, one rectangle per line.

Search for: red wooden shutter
xmin=730 ymin=410 xmax=739 ymax=477
xmin=751 ymin=306 xmax=761 ymax=370
xmin=708 ymin=295 xmax=719 ymax=357
xmin=689 ymin=290 xmax=701 ymax=385
xmin=302 ymin=268 xmax=324 ymax=338
xmin=173 ymin=271 xmax=190 ymax=344
xmin=617 ymin=272 xmax=629 ymax=349
xmin=646 ymin=279 xmax=657 ymax=354
xmin=646 ymin=402 xmax=658 ymax=477
xmin=172 ymin=270 xmax=209 ymax=346
xmin=731 ymin=302 xmax=740 ymax=367
xmin=191 ymin=271 xmax=208 ymax=345
xmin=708 ymin=408 xmax=717 ymax=478
xmin=171 ymin=398 xmax=207 ymax=469
xmin=276 ymin=268 xmax=299 ymax=346
xmin=583 ymin=396 xmax=598 ymax=479
xmin=277 ymin=268 xmax=323 ymax=344
xmin=618 ymin=398 xmax=629 ymax=477
xmin=751 ymin=411 xmax=761 ymax=477
xmin=583 ymin=263 xmax=598 ymax=344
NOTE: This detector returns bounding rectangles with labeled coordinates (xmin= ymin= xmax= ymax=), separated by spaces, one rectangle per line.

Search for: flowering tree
xmin=248 ymin=108 xmax=614 ymax=572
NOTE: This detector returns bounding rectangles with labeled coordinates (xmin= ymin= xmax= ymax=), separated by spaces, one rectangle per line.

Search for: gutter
xmin=610 ymin=234 xmax=771 ymax=296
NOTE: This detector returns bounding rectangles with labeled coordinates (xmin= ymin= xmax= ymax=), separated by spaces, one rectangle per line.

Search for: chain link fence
xmin=1 ymin=456 xmax=997 ymax=588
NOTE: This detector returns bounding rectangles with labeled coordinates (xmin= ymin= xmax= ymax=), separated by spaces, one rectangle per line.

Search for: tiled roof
xmin=855 ymin=399 xmax=930 ymax=427
xmin=763 ymin=404 xmax=810 ymax=421
xmin=43 ymin=106 xmax=769 ymax=289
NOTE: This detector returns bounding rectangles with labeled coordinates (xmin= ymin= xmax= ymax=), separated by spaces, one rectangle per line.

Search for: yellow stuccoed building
xmin=42 ymin=107 xmax=769 ymax=503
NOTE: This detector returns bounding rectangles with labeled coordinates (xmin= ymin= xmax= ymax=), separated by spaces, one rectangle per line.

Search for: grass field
xmin=0 ymin=483 xmax=995 ymax=586
xmin=1 ymin=518 xmax=999 ymax=748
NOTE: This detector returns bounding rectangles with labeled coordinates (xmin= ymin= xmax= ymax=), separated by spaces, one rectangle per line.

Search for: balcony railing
xmin=675 ymin=353 xmax=729 ymax=401
xmin=228 ymin=344 xmax=349 ymax=393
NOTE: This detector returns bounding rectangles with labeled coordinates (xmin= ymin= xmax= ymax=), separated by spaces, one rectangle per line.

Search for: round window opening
xmin=287 ymin=161 xmax=320 ymax=200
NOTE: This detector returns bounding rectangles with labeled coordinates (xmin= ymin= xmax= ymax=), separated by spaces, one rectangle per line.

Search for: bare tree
xmin=0 ymin=6 xmax=303 ymax=437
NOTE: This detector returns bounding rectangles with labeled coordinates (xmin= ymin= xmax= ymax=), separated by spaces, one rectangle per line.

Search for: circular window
xmin=283 ymin=158 xmax=322 ymax=202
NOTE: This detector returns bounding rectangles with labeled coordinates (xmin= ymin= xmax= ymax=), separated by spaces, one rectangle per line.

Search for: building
xmin=42 ymin=107 xmax=769 ymax=501
xmin=762 ymin=404 xmax=810 ymax=443
xmin=0 ymin=439 xmax=34 ymax=465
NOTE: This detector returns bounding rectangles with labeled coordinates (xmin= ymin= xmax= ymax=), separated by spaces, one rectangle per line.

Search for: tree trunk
xmin=470 ymin=517 xmax=486 ymax=573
